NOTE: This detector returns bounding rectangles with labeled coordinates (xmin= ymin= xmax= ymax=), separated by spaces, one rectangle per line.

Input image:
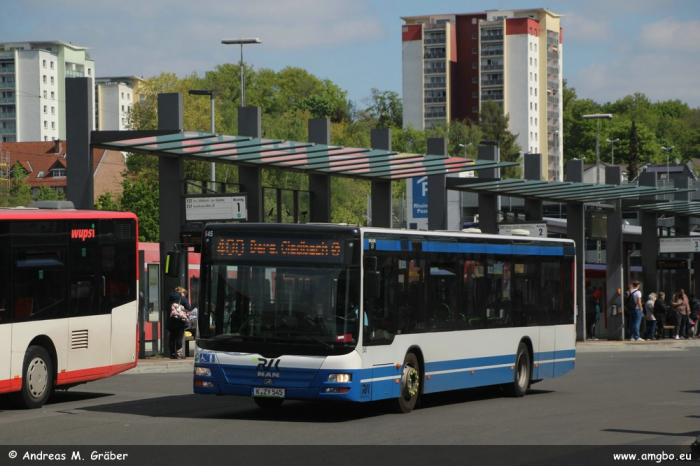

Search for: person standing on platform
xmin=653 ymin=292 xmax=668 ymax=340
xmin=167 ymin=286 xmax=191 ymax=359
xmin=628 ymin=280 xmax=644 ymax=341
xmin=644 ymin=292 xmax=657 ymax=340
xmin=586 ymin=287 xmax=599 ymax=341
xmin=671 ymin=288 xmax=690 ymax=340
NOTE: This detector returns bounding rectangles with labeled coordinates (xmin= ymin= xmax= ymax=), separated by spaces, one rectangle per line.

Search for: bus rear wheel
xmin=254 ymin=397 xmax=284 ymax=410
xmin=391 ymin=353 xmax=420 ymax=413
xmin=504 ymin=342 xmax=530 ymax=398
xmin=18 ymin=346 xmax=53 ymax=409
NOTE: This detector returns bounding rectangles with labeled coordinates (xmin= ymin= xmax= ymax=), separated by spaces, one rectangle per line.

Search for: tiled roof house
xmin=0 ymin=140 xmax=126 ymax=200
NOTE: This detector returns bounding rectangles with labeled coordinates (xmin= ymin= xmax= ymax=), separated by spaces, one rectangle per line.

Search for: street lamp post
xmin=458 ymin=143 xmax=472 ymax=158
xmin=188 ymin=89 xmax=216 ymax=191
xmin=583 ymin=113 xmax=613 ymax=184
xmin=605 ymin=138 xmax=620 ymax=165
xmin=661 ymin=146 xmax=675 ymax=184
xmin=222 ymin=38 xmax=262 ymax=107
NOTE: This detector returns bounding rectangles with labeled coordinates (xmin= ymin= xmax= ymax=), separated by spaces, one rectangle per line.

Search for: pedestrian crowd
xmin=622 ymin=282 xmax=698 ymax=341
xmin=586 ymin=281 xmax=699 ymax=341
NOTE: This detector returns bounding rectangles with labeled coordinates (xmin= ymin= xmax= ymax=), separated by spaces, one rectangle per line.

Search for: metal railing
xmin=424 ymin=52 xmax=446 ymax=60
xmin=481 ymin=33 xmax=503 ymax=42
xmin=424 ymin=97 xmax=447 ymax=104
xmin=424 ymin=82 xmax=446 ymax=89
xmin=481 ymin=49 xmax=504 ymax=56
xmin=424 ymin=38 xmax=446 ymax=45
xmin=424 ymin=68 xmax=446 ymax=75
xmin=424 ymin=112 xmax=446 ymax=119
xmin=481 ymin=64 xmax=503 ymax=71
xmin=481 ymin=79 xmax=504 ymax=87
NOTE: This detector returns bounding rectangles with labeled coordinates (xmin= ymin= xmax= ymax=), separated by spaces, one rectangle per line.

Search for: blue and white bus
xmin=193 ymin=224 xmax=576 ymax=413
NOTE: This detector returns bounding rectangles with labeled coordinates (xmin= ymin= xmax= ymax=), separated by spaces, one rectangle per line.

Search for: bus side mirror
xmin=165 ymin=251 xmax=180 ymax=277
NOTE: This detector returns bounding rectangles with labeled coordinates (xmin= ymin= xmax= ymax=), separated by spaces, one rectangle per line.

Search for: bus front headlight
xmin=195 ymin=367 xmax=211 ymax=376
xmin=328 ymin=373 xmax=351 ymax=383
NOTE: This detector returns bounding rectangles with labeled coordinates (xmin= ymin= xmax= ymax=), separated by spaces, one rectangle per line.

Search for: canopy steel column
xmin=309 ymin=118 xmax=331 ymax=223
xmin=565 ymin=159 xmax=585 ymax=341
xmin=427 ymin=138 xmax=447 ymax=231
xmin=371 ymin=128 xmax=392 ymax=228
xmin=65 ymin=78 xmax=94 ymax=209
xmin=238 ymin=107 xmax=263 ymax=222
xmin=674 ymin=178 xmax=691 ymax=295
xmin=157 ymin=93 xmax=184 ymax=357
xmin=639 ymin=171 xmax=659 ymax=305
xmin=605 ymin=166 xmax=624 ymax=340
xmin=478 ymin=144 xmax=499 ymax=234
xmin=524 ymin=153 xmax=543 ymax=221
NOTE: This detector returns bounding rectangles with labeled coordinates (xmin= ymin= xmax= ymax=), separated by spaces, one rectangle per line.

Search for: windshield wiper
xmin=298 ymin=333 xmax=335 ymax=350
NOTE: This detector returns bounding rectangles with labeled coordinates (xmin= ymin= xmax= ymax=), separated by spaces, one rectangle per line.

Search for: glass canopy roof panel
xmin=205 ymin=140 xmax=315 ymax=159
xmin=101 ymin=131 xmax=219 ymax=149
xmin=157 ymin=137 xmax=285 ymax=156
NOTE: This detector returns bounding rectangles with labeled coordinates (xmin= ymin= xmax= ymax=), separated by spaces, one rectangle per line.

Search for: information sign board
xmin=498 ymin=223 xmax=547 ymax=237
xmin=185 ymin=195 xmax=247 ymax=221
xmin=659 ymin=237 xmax=700 ymax=254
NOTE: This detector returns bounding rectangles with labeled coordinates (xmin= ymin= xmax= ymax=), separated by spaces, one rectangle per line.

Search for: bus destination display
xmin=213 ymin=236 xmax=345 ymax=263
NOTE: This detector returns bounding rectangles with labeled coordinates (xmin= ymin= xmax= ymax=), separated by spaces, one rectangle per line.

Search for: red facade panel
xmin=505 ymin=17 xmax=540 ymax=37
xmin=402 ymin=25 xmax=422 ymax=42
xmin=452 ymin=14 xmax=486 ymax=123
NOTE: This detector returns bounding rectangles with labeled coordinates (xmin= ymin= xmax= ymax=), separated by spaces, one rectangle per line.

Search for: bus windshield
xmin=198 ymin=263 xmax=360 ymax=354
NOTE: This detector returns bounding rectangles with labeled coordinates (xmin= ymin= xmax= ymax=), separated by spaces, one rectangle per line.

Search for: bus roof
xmin=0 ymin=207 xmax=137 ymax=221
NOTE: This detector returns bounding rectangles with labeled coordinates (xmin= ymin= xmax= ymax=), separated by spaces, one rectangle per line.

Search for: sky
xmin=4 ymin=0 xmax=700 ymax=108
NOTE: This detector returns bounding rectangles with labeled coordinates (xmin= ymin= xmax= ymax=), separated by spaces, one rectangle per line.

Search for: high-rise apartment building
xmin=0 ymin=41 xmax=95 ymax=143
xmin=402 ymin=9 xmax=563 ymax=180
xmin=95 ymin=76 xmax=144 ymax=131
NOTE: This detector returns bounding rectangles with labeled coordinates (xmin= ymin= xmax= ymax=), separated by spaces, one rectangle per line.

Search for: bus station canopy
xmin=92 ymin=131 xmax=519 ymax=181
xmin=452 ymin=178 xmax=693 ymax=204
xmin=626 ymin=200 xmax=700 ymax=217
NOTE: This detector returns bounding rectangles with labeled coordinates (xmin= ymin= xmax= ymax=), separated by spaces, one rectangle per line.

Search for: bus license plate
xmin=253 ymin=388 xmax=285 ymax=398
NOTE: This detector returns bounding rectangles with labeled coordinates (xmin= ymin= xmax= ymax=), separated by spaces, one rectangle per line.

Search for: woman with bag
xmin=688 ymin=294 xmax=700 ymax=339
xmin=167 ymin=286 xmax=191 ymax=359
xmin=671 ymin=288 xmax=690 ymax=340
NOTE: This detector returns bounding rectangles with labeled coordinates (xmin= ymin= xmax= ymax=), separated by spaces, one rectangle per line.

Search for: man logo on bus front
xmin=255 ymin=357 xmax=281 ymax=378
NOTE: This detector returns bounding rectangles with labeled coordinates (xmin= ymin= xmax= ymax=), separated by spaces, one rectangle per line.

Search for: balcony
xmin=66 ymin=70 xmax=85 ymax=78
xmin=0 ymin=112 xmax=16 ymax=119
xmin=425 ymin=111 xmax=447 ymax=119
xmin=424 ymin=23 xmax=448 ymax=32
xmin=0 ymin=82 xmax=15 ymax=89
xmin=424 ymin=82 xmax=446 ymax=89
xmin=424 ymin=51 xmax=446 ymax=60
xmin=0 ymin=127 xmax=16 ymax=134
xmin=481 ymin=64 xmax=503 ymax=71
xmin=481 ymin=49 xmax=504 ymax=56
xmin=481 ymin=33 xmax=504 ymax=42
xmin=482 ymin=93 xmax=504 ymax=101
xmin=0 ymin=65 xmax=15 ymax=74
xmin=481 ymin=79 xmax=504 ymax=87
xmin=424 ymin=97 xmax=446 ymax=104
xmin=424 ymin=67 xmax=446 ymax=75
xmin=0 ymin=97 xmax=16 ymax=104
xmin=424 ymin=37 xmax=446 ymax=45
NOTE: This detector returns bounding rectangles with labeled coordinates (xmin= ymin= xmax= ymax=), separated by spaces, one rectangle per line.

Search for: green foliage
xmin=479 ymin=101 xmax=521 ymax=178
xmin=362 ymin=88 xmax=403 ymax=129
xmin=36 ymin=185 xmax=65 ymax=201
xmin=96 ymin=191 xmax=121 ymax=211
xmin=119 ymin=171 xmax=160 ymax=242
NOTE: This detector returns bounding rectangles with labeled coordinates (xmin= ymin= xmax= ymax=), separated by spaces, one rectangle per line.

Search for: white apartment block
xmin=402 ymin=8 xmax=563 ymax=181
xmin=0 ymin=41 xmax=95 ymax=143
xmin=95 ymin=76 xmax=145 ymax=131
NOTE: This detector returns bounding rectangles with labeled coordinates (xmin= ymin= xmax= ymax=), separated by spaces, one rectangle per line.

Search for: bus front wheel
xmin=504 ymin=342 xmax=530 ymax=398
xmin=18 ymin=346 xmax=53 ymax=409
xmin=391 ymin=353 xmax=420 ymax=413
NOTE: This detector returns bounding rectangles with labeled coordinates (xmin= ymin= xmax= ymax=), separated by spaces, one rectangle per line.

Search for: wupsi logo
xmin=254 ymin=357 xmax=281 ymax=377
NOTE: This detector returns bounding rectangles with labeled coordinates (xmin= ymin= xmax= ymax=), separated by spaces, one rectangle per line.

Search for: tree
xmin=628 ymin=121 xmax=640 ymax=180
xmin=363 ymin=89 xmax=403 ymax=129
xmin=36 ymin=185 xmax=64 ymax=201
xmin=479 ymin=101 xmax=522 ymax=178
xmin=119 ymin=172 xmax=159 ymax=242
